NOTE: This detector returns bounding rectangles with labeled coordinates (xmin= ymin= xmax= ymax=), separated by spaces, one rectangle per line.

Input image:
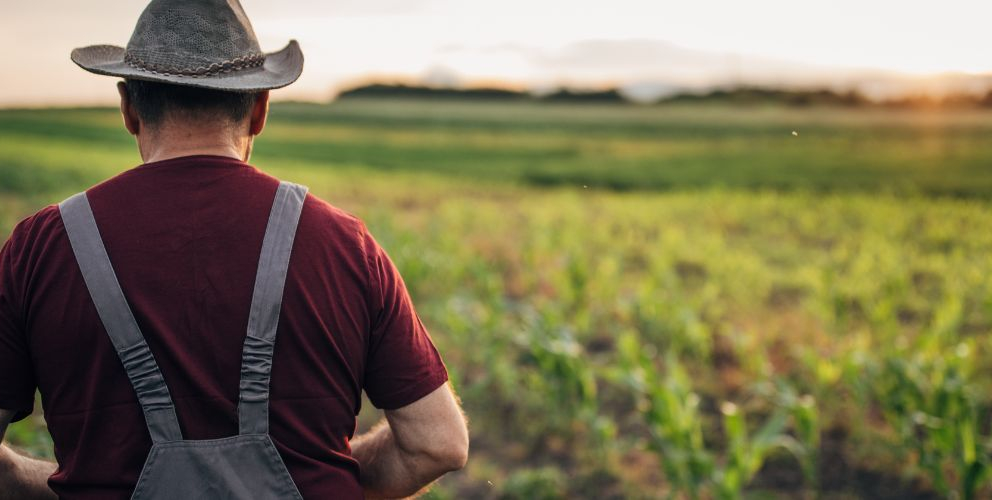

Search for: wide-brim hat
xmin=71 ymin=0 xmax=303 ymax=92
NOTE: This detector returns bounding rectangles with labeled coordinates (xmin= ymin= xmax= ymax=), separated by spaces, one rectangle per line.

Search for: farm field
xmin=1 ymin=99 xmax=991 ymax=498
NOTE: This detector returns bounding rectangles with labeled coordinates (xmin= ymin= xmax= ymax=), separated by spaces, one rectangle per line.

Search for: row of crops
xmin=1 ymin=102 xmax=991 ymax=497
xmin=359 ymin=187 xmax=992 ymax=498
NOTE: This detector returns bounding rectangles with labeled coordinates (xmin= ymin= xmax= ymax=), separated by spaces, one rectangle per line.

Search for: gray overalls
xmin=59 ymin=181 xmax=309 ymax=499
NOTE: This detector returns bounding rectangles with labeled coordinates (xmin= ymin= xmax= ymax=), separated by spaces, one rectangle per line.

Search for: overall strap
xmin=238 ymin=181 xmax=308 ymax=435
xmin=59 ymin=193 xmax=183 ymax=443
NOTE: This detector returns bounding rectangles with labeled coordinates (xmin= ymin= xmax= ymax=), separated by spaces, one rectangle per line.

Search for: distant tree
xmin=337 ymin=83 xmax=527 ymax=101
xmin=978 ymin=90 xmax=992 ymax=108
xmin=540 ymin=88 xmax=626 ymax=103
xmin=659 ymin=86 xmax=871 ymax=107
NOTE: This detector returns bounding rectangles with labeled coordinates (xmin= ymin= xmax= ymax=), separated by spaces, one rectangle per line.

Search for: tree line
xmin=336 ymin=83 xmax=992 ymax=108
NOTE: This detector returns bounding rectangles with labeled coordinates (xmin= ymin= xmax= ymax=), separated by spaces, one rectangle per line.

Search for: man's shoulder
xmin=0 ymin=204 xmax=66 ymax=283
xmin=300 ymin=192 xmax=370 ymax=246
xmin=290 ymin=193 xmax=379 ymax=296
xmin=303 ymin=192 xmax=361 ymax=225
xmin=4 ymin=204 xmax=63 ymax=249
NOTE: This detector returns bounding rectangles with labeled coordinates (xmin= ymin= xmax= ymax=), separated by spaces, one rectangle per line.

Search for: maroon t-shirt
xmin=0 ymin=155 xmax=448 ymax=499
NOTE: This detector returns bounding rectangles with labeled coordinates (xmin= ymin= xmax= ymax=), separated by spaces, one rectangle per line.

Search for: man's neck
xmin=136 ymin=121 xmax=251 ymax=164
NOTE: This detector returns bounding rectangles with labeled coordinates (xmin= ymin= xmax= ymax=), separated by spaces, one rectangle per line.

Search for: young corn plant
xmin=618 ymin=332 xmax=712 ymax=498
xmin=715 ymin=387 xmax=819 ymax=499
xmin=618 ymin=332 xmax=819 ymax=499
xmin=790 ymin=391 xmax=820 ymax=487
xmin=868 ymin=341 xmax=991 ymax=499
xmin=517 ymin=312 xmax=617 ymax=461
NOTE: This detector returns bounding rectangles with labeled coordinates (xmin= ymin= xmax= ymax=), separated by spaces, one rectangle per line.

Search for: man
xmin=0 ymin=0 xmax=468 ymax=498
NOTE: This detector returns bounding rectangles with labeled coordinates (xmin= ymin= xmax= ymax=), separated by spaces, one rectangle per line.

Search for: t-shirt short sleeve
xmin=0 ymin=227 xmax=37 ymax=422
xmin=361 ymin=228 xmax=448 ymax=410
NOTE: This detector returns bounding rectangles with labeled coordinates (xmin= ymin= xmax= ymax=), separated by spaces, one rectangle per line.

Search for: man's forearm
xmin=0 ymin=444 xmax=57 ymax=500
xmin=352 ymin=420 xmax=453 ymax=499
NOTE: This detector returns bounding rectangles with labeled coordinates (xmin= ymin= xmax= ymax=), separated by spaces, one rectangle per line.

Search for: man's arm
xmin=0 ymin=409 xmax=57 ymax=500
xmin=352 ymin=384 xmax=469 ymax=499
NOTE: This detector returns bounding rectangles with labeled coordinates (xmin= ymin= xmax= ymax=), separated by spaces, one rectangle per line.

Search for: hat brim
xmin=70 ymin=40 xmax=303 ymax=92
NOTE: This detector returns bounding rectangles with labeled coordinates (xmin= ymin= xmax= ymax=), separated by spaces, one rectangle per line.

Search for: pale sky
xmin=2 ymin=0 xmax=991 ymax=106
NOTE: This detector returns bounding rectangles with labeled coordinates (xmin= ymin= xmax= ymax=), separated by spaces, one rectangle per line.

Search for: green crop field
xmin=2 ymin=99 xmax=991 ymax=499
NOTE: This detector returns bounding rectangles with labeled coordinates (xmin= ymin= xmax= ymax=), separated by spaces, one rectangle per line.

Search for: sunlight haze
xmin=1 ymin=0 xmax=989 ymax=106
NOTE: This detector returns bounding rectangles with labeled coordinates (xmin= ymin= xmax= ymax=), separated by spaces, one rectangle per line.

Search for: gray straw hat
xmin=71 ymin=0 xmax=303 ymax=92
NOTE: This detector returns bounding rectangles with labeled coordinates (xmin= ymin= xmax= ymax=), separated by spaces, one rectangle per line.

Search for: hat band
xmin=123 ymin=51 xmax=266 ymax=78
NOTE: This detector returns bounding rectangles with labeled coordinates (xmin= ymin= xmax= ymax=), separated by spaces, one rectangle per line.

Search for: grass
xmin=6 ymin=100 xmax=992 ymax=196
xmin=1 ymin=99 xmax=991 ymax=498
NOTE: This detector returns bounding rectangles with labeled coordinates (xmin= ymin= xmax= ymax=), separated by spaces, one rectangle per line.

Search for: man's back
xmin=0 ymin=155 xmax=448 ymax=498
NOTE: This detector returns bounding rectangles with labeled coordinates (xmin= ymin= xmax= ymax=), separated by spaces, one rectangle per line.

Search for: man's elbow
xmin=430 ymin=423 xmax=469 ymax=472
xmin=446 ymin=429 xmax=470 ymax=471
xmin=388 ymin=384 xmax=470 ymax=475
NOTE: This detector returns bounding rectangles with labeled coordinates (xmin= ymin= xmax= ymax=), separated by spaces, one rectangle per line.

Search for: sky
xmin=2 ymin=0 xmax=991 ymax=106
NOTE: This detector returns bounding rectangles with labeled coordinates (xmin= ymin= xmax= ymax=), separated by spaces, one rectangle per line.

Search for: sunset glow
xmin=1 ymin=0 xmax=990 ymax=105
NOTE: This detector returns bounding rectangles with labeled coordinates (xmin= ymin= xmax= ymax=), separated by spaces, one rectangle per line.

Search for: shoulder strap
xmin=59 ymin=193 xmax=183 ymax=444
xmin=238 ymin=181 xmax=308 ymax=435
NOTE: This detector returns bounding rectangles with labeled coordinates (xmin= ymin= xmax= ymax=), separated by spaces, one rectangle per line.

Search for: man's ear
xmin=248 ymin=91 xmax=270 ymax=136
xmin=117 ymin=81 xmax=141 ymax=136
